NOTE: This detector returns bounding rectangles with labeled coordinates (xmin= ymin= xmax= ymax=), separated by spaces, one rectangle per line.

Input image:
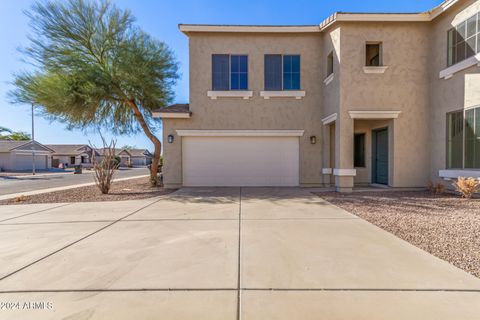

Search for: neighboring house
xmin=0 ymin=140 xmax=53 ymax=171
xmin=95 ymin=148 xmax=125 ymax=166
xmin=155 ymin=0 xmax=480 ymax=191
xmin=127 ymin=149 xmax=154 ymax=166
xmin=95 ymin=148 xmax=153 ymax=167
xmin=46 ymin=144 xmax=94 ymax=168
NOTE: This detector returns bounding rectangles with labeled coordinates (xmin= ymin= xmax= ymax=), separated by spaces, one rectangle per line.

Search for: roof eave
xmin=152 ymin=112 xmax=192 ymax=119
xmin=319 ymin=0 xmax=459 ymax=31
xmin=429 ymin=0 xmax=459 ymax=19
xmin=10 ymin=140 xmax=55 ymax=153
xmin=179 ymin=0 xmax=459 ymax=35
xmin=179 ymin=24 xmax=320 ymax=34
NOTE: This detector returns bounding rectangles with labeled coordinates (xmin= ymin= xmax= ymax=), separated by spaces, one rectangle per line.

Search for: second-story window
xmin=366 ymin=43 xmax=382 ymax=66
xmin=264 ymin=54 xmax=300 ymax=91
xmin=327 ymin=51 xmax=334 ymax=76
xmin=447 ymin=12 xmax=479 ymax=67
xmin=212 ymin=54 xmax=248 ymax=91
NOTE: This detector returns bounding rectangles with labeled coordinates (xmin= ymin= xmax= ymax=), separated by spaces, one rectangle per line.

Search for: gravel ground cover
xmin=314 ymin=191 xmax=480 ymax=278
xmin=0 ymin=178 xmax=175 ymax=205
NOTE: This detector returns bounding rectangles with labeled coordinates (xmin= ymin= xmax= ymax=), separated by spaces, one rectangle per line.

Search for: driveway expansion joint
xmin=0 ymin=198 xmax=162 ymax=282
xmin=236 ymin=187 xmax=243 ymax=320
xmin=0 ymin=203 xmax=72 ymax=223
xmin=1 ymin=288 xmax=478 ymax=294
xmin=0 ymin=288 xmax=238 ymax=294
xmin=240 ymin=288 xmax=480 ymax=293
xmin=0 ymin=220 xmax=117 ymax=226
xmin=0 ymin=218 xmax=241 ymax=225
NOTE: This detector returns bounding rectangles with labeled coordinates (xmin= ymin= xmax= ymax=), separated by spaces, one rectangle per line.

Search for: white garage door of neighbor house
xmin=183 ymin=136 xmax=299 ymax=187
xmin=15 ymin=155 xmax=47 ymax=170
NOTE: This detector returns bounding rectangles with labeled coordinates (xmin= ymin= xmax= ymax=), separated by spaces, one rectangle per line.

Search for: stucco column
xmin=321 ymin=123 xmax=332 ymax=186
xmin=334 ymin=115 xmax=356 ymax=192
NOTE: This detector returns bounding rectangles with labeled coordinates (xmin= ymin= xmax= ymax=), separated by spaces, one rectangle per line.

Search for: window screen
xmin=447 ymin=111 xmax=464 ymax=169
xmin=264 ymin=55 xmax=282 ymax=91
xmin=212 ymin=55 xmax=248 ymax=90
xmin=212 ymin=54 xmax=230 ymax=90
xmin=265 ymin=55 xmax=301 ymax=91
xmin=464 ymin=108 xmax=480 ymax=168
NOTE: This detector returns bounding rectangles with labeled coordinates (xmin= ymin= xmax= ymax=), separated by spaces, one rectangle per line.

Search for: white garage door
xmin=15 ymin=155 xmax=48 ymax=170
xmin=183 ymin=136 xmax=299 ymax=187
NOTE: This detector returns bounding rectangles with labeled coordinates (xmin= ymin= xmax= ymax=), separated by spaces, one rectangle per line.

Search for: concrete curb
xmin=0 ymin=175 xmax=150 ymax=201
xmin=0 ymin=171 xmax=77 ymax=179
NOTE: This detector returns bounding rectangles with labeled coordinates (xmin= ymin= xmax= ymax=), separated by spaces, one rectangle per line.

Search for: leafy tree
xmin=0 ymin=127 xmax=31 ymax=140
xmin=10 ymin=0 xmax=179 ymax=185
xmin=121 ymin=144 xmax=137 ymax=150
xmin=7 ymin=131 xmax=32 ymax=141
xmin=0 ymin=127 xmax=12 ymax=134
xmin=0 ymin=127 xmax=12 ymax=138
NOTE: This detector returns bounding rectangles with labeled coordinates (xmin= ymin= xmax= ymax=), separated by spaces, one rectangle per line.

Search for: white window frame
xmin=446 ymin=106 xmax=480 ymax=170
xmin=365 ymin=42 xmax=383 ymax=67
xmin=209 ymin=54 xmax=253 ymax=99
xmin=264 ymin=54 xmax=301 ymax=91
xmin=446 ymin=12 xmax=480 ymax=68
xmin=211 ymin=54 xmax=249 ymax=91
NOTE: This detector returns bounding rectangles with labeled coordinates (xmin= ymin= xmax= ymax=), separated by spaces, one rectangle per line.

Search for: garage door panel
xmin=183 ymin=137 xmax=299 ymax=187
xmin=15 ymin=155 xmax=48 ymax=170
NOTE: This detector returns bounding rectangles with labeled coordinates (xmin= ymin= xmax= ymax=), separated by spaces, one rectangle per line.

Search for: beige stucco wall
xmin=465 ymin=74 xmax=480 ymax=108
xmin=162 ymin=0 xmax=480 ymax=189
xmin=321 ymin=27 xmax=341 ymax=174
xmin=162 ymin=32 xmax=324 ymax=187
xmin=322 ymin=27 xmax=341 ymax=118
xmin=335 ymin=21 xmax=431 ymax=187
xmin=429 ymin=0 xmax=480 ymax=180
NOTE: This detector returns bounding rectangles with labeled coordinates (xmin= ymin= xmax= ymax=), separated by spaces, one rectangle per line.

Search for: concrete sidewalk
xmin=0 ymin=187 xmax=479 ymax=319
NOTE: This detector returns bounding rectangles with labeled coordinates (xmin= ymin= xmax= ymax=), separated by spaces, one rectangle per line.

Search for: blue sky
xmin=0 ymin=0 xmax=441 ymax=149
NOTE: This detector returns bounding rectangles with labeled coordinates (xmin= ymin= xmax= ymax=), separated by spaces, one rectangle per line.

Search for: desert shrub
xmin=453 ymin=177 xmax=480 ymax=199
xmin=436 ymin=182 xmax=446 ymax=195
xmin=15 ymin=195 xmax=28 ymax=202
xmin=91 ymin=138 xmax=118 ymax=194
xmin=427 ymin=180 xmax=446 ymax=195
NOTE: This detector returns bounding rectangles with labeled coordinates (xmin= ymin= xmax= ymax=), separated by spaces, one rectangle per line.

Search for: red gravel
xmin=315 ymin=191 xmax=480 ymax=278
xmin=0 ymin=178 xmax=175 ymax=205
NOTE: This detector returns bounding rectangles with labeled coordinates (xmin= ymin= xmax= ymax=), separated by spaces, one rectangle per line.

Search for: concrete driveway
xmin=0 ymin=187 xmax=479 ymax=319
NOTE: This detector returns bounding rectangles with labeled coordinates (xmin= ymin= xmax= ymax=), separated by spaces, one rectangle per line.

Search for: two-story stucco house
xmin=154 ymin=0 xmax=480 ymax=192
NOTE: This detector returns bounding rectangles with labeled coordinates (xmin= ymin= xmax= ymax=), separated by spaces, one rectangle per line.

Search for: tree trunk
xmin=126 ymin=99 xmax=162 ymax=186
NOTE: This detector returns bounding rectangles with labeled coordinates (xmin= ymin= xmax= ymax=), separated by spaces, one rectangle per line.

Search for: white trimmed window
xmin=447 ymin=12 xmax=480 ymax=67
xmin=447 ymin=106 xmax=480 ymax=169
xmin=366 ymin=42 xmax=382 ymax=67
xmin=212 ymin=54 xmax=248 ymax=91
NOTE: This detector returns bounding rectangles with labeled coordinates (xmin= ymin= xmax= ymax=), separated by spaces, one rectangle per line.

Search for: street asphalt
xmin=0 ymin=168 xmax=149 ymax=196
